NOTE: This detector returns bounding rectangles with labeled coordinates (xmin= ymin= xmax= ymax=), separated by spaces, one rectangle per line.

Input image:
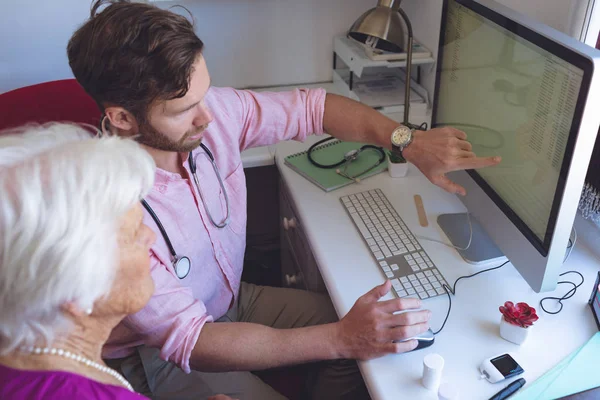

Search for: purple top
xmin=0 ymin=364 xmax=147 ymax=399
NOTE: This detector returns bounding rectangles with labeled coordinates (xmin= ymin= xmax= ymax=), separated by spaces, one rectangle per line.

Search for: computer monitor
xmin=433 ymin=0 xmax=600 ymax=292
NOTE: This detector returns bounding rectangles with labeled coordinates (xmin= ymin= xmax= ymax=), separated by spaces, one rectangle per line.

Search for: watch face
xmin=392 ymin=125 xmax=412 ymax=147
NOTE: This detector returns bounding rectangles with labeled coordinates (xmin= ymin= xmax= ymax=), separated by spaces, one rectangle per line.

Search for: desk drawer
xmin=279 ymin=179 xmax=326 ymax=293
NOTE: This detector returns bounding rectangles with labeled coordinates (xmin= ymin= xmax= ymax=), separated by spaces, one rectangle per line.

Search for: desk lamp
xmin=348 ymin=0 xmax=414 ymax=127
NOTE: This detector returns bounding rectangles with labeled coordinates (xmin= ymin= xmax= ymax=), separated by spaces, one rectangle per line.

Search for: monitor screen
xmin=434 ymin=0 xmax=591 ymax=256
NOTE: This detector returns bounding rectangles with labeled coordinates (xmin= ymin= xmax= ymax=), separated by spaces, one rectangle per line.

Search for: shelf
xmin=333 ymin=35 xmax=435 ymax=78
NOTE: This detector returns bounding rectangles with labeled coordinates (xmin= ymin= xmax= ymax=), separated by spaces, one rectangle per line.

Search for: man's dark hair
xmin=67 ymin=0 xmax=204 ymax=124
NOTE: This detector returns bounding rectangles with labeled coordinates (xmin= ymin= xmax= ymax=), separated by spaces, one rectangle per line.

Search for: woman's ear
xmin=60 ymin=301 xmax=90 ymax=319
xmin=104 ymin=107 xmax=139 ymax=136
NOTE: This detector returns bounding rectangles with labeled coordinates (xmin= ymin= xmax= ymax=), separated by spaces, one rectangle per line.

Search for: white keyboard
xmin=340 ymin=189 xmax=450 ymax=300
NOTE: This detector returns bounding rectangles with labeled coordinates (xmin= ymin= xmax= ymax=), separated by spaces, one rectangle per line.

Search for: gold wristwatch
xmin=391 ymin=124 xmax=414 ymax=158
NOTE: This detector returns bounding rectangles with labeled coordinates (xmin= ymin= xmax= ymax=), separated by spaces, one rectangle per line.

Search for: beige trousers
xmin=107 ymin=283 xmax=369 ymax=400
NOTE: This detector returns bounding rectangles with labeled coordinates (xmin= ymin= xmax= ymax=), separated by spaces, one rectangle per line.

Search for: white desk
xmin=275 ymin=137 xmax=600 ymax=400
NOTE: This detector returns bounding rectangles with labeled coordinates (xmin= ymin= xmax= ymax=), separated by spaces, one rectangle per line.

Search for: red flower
xmin=499 ymin=301 xmax=539 ymax=328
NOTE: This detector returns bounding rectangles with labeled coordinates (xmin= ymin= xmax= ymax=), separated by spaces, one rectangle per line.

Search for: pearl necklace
xmin=21 ymin=346 xmax=134 ymax=392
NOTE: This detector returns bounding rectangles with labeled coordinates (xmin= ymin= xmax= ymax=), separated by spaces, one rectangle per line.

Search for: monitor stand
xmin=437 ymin=213 xmax=507 ymax=265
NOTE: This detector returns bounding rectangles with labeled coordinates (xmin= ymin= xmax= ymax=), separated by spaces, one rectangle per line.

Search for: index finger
xmin=446 ymin=127 xmax=467 ymax=140
xmin=450 ymin=155 xmax=501 ymax=172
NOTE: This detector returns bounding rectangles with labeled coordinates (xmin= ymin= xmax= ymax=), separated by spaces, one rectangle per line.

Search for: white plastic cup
xmin=438 ymin=382 xmax=460 ymax=400
xmin=422 ymin=353 xmax=444 ymax=391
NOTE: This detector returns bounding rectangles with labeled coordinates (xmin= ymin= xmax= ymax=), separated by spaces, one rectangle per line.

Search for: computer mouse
xmin=399 ymin=328 xmax=435 ymax=351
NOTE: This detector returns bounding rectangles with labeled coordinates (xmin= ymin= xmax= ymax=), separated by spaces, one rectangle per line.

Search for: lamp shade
xmin=348 ymin=0 xmax=406 ymax=53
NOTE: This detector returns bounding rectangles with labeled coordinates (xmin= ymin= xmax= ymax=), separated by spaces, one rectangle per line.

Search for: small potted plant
xmin=499 ymin=301 xmax=539 ymax=345
xmin=387 ymin=150 xmax=409 ymax=178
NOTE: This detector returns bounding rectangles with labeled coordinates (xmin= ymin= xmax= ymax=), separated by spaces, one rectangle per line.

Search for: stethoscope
xmin=142 ymin=143 xmax=231 ymax=279
xmin=307 ymin=137 xmax=386 ymax=182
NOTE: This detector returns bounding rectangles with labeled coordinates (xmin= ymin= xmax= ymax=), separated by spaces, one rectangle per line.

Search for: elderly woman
xmin=0 ymin=123 xmax=157 ymax=399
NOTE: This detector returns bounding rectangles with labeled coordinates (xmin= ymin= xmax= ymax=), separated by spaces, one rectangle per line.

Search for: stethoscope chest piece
xmin=174 ymin=256 xmax=191 ymax=279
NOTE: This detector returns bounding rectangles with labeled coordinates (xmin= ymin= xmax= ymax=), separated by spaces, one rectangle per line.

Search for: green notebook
xmin=284 ymin=140 xmax=388 ymax=192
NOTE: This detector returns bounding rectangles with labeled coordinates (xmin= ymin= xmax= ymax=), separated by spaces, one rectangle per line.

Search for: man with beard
xmin=68 ymin=1 xmax=500 ymax=399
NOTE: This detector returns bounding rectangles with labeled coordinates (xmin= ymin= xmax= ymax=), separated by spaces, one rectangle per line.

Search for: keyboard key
xmin=427 ymin=289 xmax=437 ymax=297
xmin=382 ymin=265 xmax=391 ymax=272
xmin=374 ymin=251 xmax=384 ymax=260
xmin=391 ymin=264 xmax=399 ymax=271
xmin=407 ymin=288 xmax=416 ymax=295
xmin=400 ymin=276 xmax=409 ymax=284
xmin=408 ymin=259 xmax=417 ymax=266
xmin=411 ymin=265 xmax=420 ymax=272
xmin=407 ymin=244 xmax=415 ymax=251
xmin=418 ymin=291 xmax=429 ymax=299
xmin=424 ymin=271 xmax=433 ymax=277
xmin=419 ymin=263 xmax=428 ymax=270
xmin=436 ymin=287 xmax=447 ymax=295
xmin=397 ymin=289 xmax=408 ymax=297
xmin=385 ymin=271 xmax=394 ymax=278
xmin=408 ymin=274 xmax=418 ymax=282
xmin=416 ymin=272 xmax=425 ymax=279
xmin=414 ymin=285 xmax=425 ymax=293
xmin=379 ymin=261 xmax=388 ymax=267
xmin=392 ymin=280 xmax=402 ymax=291
xmin=432 ymin=281 xmax=442 ymax=289
xmin=419 ymin=277 xmax=429 ymax=286
xmin=350 ymin=213 xmax=372 ymax=239
xmin=423 ymin=283 xmax=433 ymax=291
xmin=405 ymin=254 xmax=413 ymax=260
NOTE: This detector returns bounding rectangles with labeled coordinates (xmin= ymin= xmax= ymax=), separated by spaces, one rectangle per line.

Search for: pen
xmin=488 ymin=378 xmax=526 ymax=400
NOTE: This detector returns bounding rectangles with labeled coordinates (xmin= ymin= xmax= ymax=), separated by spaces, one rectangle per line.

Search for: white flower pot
xmin=387 ymin=157 xmax=409 ymax=178
xmin=499 ymin=316 xmax=531 ymax=345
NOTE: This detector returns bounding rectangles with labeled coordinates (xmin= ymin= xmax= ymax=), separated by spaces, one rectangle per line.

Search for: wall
xmin=0 ymin=0 xmax=592 ymax=94
xmin=0 ymin=0 xmax=372 ymax=93
xmin=0 ymin=0 xmax=92 ymax=94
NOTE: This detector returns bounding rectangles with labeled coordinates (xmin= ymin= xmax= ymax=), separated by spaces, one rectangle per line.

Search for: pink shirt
xmin=104 ymin=87 xmax=326 ymax=373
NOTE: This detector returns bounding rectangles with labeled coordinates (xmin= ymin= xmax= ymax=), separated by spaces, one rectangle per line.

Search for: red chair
xmin=0 ymin=79 xmax=101 ymax=130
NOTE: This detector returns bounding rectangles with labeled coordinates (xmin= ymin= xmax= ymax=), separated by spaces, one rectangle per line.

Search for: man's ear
xmin=104 ymin=106 xmax=139 ymax=136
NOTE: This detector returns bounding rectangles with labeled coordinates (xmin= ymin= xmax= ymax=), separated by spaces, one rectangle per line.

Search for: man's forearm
xmin=190 ymin=321 xmax=341 ymax=372
xmin=323 ymin=93 xmax=398 ymax=149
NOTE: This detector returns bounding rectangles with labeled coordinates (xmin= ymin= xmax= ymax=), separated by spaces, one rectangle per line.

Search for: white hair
xmin=0 ymin=123 xmax=155 ymax=355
